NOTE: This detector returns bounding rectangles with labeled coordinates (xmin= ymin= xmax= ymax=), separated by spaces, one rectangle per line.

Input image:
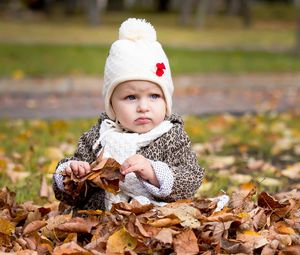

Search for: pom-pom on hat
xmin=103 ymin=18 xmax=174 ymax=120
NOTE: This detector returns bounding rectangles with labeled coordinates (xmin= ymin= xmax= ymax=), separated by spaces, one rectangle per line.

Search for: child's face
xmin=111 ymin=80 xmax=166 ymax=133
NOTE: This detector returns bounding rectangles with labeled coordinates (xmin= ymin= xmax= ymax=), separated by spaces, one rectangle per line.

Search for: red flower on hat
xmin=156 ymin=63 xmax=166 ymax=77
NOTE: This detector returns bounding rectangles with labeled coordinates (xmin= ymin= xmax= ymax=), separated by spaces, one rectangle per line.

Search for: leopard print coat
xmin=52 ymin=113 xmax=204 ymax=211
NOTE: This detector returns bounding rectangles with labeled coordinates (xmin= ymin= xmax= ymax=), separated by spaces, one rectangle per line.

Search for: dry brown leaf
xmin=39 ymin=175 xmax=49 ymax=198
xmin=22 ymin=220 xmax=47 ymax=236
xmin=278 ymin=245 xmax=300 ymax=255
xmin=52 ymin=241 xmax=92 ymax=255
xmin=258 ymin=192 xmax=289 ymax=210
xmin=274 ymin=221 xmax=296 ymax=235
xmin=42 ymin=214 xmax=72 ymax=240
xmin=230 ymin=187 xmax=256 ymax=213
xmin=220 ymin=238 xmax=252 ymax=254
xmin=237 ymin=230 xmax=269 ymax=249
xmin=148 ymin=216 xmax=181 ymax=228
xmin=55 ymin=217 xmax=98 ymax=233
xmin=154 ymin=228 xmax=179 ymax=244
xmin=157 ymin=202 xmax=201 ymax=228
xmin=173 ymin=229 xmax=199 ymax=255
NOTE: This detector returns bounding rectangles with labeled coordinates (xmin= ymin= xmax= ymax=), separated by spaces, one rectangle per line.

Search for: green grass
xmin=1 ymin=43 xmax=300 ymax=78
xmin=1 ymin=112 xmax=300 ymax=203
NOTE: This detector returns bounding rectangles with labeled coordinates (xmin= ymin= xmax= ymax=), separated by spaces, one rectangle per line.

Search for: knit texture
xmin=103 ymin=18 xmax=174 ymax=120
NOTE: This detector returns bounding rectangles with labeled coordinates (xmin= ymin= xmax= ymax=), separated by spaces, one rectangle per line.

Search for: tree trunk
xmin=227 ymin=0 xmax=240 ymax=15
xmin=86 ymin=0 xmax=107 ymax=26
xmin=240 ymin=0 xmax=252 ymax=28
xmin=179 ymin=0 xmax=194 ymax=25
xmin=195 ymin=0 xmax=210 ymax=28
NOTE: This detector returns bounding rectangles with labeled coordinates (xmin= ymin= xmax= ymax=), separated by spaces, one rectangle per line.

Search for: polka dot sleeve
xmin=140 ymin=160 xmax=174 ymax=198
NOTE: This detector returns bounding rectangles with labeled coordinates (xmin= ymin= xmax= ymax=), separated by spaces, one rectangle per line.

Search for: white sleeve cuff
xmin=53 ymin=161 xmax=72 ymax=191
xmin=141 ymin=160 xmax=174 ymax=198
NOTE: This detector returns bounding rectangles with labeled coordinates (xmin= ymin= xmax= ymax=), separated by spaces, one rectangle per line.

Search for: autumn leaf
xmin=173 ymin=229 xmax=199 ymax=255
xmin=258 ymin=192 xmax=288 ymax=210
xmin=55 ymin=217 xmax=98 ymax=233
xmin=87 ymin=157 xmax=124 ymax=194
xmin=157 ymin=202 xmax=202 ymax=228
xmin=0 ymin=218 xmax=15 ymax=235
xmin=106 ymin=227 xmax=137 ymax=254
xmin=52 ymin=241 xmax=91 ymax=255
xmin=63 ymin=157 xmax=124 ymax=196
xmin=23 ymin=220 xmax=47 ymax=236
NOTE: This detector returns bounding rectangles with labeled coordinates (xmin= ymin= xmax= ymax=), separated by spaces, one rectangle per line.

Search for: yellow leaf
xmin=275 ymin=222 xmax=296 ymax=235
xmin=48 ymin=160 xmax=59 ymax=174
xmin=0 ymin=218 xmax=15 ymax=235
xmin=106 ymin=227 xmax=137 ymax=254
xmin=237 ymin=212 xmax=250 ymax=218
xmin=243 ymin=230 xmax=261 ymax=236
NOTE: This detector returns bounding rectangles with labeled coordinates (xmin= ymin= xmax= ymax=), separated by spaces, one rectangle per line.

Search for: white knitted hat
xmin=103 ymin=18 xmax=174 ymax=120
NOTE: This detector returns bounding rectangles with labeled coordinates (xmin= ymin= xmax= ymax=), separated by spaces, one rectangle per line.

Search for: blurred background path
xmin=1 ymin=74 xmax=299 ymax=119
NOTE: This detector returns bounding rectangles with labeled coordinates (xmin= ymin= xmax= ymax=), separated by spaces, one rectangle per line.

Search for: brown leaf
xmin=278 ymin=245 xmax=300 ymax=255
xmin=157 ymin=201 xmax=202 ymax=228
xmin=173 ymin=229 xmax=199 ymax=255
xmin=39 ymin=175 xmax=49 ymax=198
xmin=111 ymin=200 xmax=154 ymax=215
xmin=87 ymin=158 xmax=124 ymax=194
xmin=55 ymin=217 xmax=98 ymax=233
xmin=154 ymin=228 xmax=179 ymax=244
xmin=237 ymin=230 xmax=269 ymax=249
xmin=148 ymin=216 xmax=181 ymax=228
xmin=52 ymin=241 xmax=92 ymax=255
xmin=253 ymin=208 xmax=268 ymax=230
xmin=274 ymin=221 xmax=296 ymax=235
xmin=42 ymin=214 xmax=72 ymax=240
xmin=220 ymin=238 xmax=252 ymax=254
xmin=23 ymin=220 xmax=47 ymax=236
xmin=230 ymin=187 xmax=256 ymax=213
xmin=63 ymin=157 xmax=124 ymax=196
xmin=258 ymin=192 xmax=289 ymax=210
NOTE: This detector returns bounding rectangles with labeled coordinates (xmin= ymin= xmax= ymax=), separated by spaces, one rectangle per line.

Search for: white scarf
xmin=93 ymin=119 xmax=173 ymax=164
xmin=92 ymin=119 xmax=173 ymax=209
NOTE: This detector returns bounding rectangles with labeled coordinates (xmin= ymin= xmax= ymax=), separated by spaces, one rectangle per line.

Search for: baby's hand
xmin=121 ymin=155 xmax=159 ymax=187
xmin=64 ymin=161 xmax=91 ymax=178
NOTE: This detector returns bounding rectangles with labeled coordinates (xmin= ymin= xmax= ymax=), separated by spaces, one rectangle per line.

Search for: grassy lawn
xmin=0 ymin=112 xmax=299 ymax=204
xmin=1 ymin=43 xmax=300 ymax=78
xmin=0 ymin=5 xmax=299 ymax=78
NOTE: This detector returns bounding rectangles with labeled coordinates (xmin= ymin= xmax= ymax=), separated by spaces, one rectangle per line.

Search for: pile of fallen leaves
xmin=1 ymin=184 xmax=300 ymax=254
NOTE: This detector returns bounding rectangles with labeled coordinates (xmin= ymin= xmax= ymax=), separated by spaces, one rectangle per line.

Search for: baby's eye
xmin=126 ymin=95 xmax=136 ymax=100
xmin=150 ymin=94 xmax=160 ymax=99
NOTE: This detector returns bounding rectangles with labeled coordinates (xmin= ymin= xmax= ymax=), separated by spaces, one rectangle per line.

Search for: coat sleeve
xmin=52 ymin=122 xmax=106 ymax=210
xmin=156 ymin=124 xmax=204 ymax=202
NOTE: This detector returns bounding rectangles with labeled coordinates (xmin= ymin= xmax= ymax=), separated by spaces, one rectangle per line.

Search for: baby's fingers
xmin=64 ymin=166 xmax=72 ymax=176
xmin=76 ymin=162 xmax=91 ymax=177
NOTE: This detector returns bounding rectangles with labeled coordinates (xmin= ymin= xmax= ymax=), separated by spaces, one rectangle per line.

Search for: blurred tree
xmin=85 ymin=0 xmax=107 ymax=25
xmin=195 ymin=0 xmax=210 ymax=28
xmin=157 ymin=0 xmax=171 ymax=12
xmin=179 ymin=0 xmax=194 ymax=25
xmin=295 ymin=0 xmax=300 ymax=55
xmin=226 ymin=0 xmax=252 ymax=27
xmin=107 ymin=0 xmax=124 ymax=10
